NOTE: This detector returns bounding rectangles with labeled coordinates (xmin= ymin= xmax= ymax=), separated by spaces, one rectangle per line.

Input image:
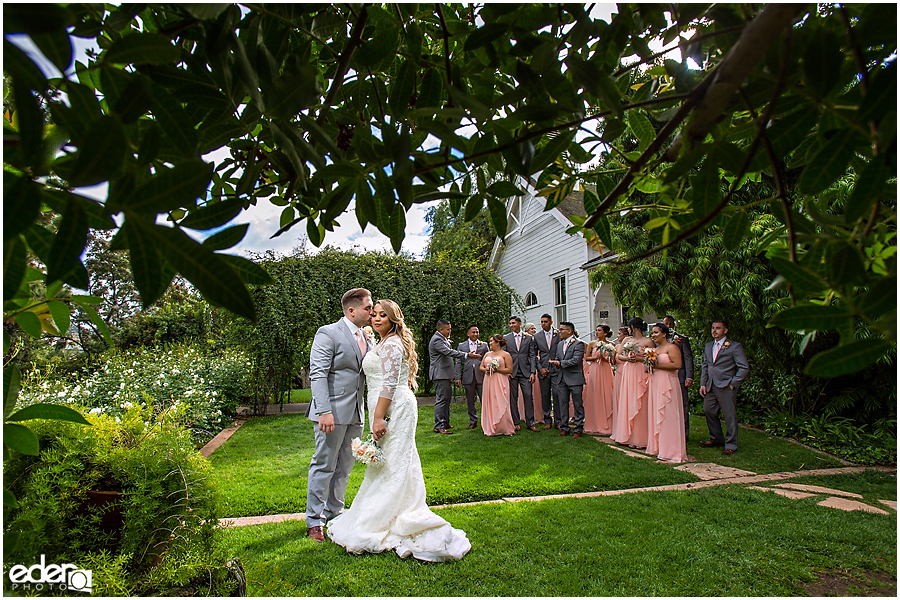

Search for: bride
xmin=326 ymin=299 xmax=471 ymax=561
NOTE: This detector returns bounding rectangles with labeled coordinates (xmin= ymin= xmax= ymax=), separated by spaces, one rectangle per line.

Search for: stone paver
xmin=607 ymin=445 xmax=654 ymax=459
xmin=220 ymin=512 xmax=306 ymax=527
xmin=675 ymin=462 xmax=756 ymax=480
xmin=878 ymin=499 xmax=897 ymax=510
xmin=747 ymin=485 xmax=816 ymax=500
xmin=774 ymin=483 xmax=863 ymax=499
xmin=817 ymin=497 xmax=889 ymax=515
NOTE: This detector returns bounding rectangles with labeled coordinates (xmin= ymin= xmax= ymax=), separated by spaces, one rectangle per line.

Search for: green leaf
xmin=4 ymin=489 xmax=17 ymax=509
xmin=47 ymin=300 xmax=70 ymax=336
xmin=182 ymin=4 xmax=229 ymax=20
xmin=447 ymin=86 xmax=491 ymax=121
xmin=388 ymin=207 xmax=406 ymax=253
xmin=859 ymin=61 xmax=896 ymax=124
xmin=7 ymin=403 xmax=90 ymax=425
xmin=540 ymin=179 xmax=576 ymax=212
xmin=70 ymin=299 xmax=111 ymax=346
xmin=627 ymin=110 xmax=655 ymax=151
xmin=595 ymin=72 xmax=624 ymax=119
xmin=828 ymin=241 xmax=867 ymax=286
xmin=722 ymin=210 xmax=751 ymax=251
xmin=203 ymin=223 xmax=249 ymax=250
xmin=47 ymin=198 xmax=88 ymax=284
xmin=4 ymin=175 xmax=41 ymax=242
xmin=767 ymin=110 xmax=817 ymax=161
xmin=486 ymin=181 xmax=525 ymax=198
xmin=5 ymin=365 xmax=21 ymax=419
xmin=265 ymin=65 xmax=320 ymax=119
xmin=180 ymin=198 xmax=244 ymax=230
xmin=858 ymin=276 xmax=897 ymax=319
xmin=770 ymin=257 xmax=827 ymax=294
xmin=4 ymin=423 xmax=39 ymax=455
xmin=593 ymin=214 xmax=614 ymax=251
xmin=3 ymin=40 xmax=48 ymax=92
xmin=4 ymin=3 xmax=73 ymax=36
xmin=149 ymin=84 xmax=199 ymax=155
xmin=464 ymin=23 xmax=508 ymax=51
xmin=600 ymin=117 xmax=627 ymax=143
xmin=124 ymin=218 xmax=163 ymax=308
xmin=3 ymin=237 xmax=26 ymax=302
xmin=229 ymin=32 xmax=264 ymax=112
xmin=417 ymin=68 xmax=443 ymax=109
xmin=388 ymin=59 xmax=416 ymax=117
xmin=805 ymin=339 xmax=893 ymax=377
xmin=112 ymin=76 xmax=153 ymax=123
xmin=104 ymin=33 xmax=182 ymax=65
xmin=531 ymin=130 xmax=577 ymax=174
xmin=13 ymin=311 xmax=41 ymax=338
xmin=798 ymin=129 xmax=863 ymax=195
xmin=147 ymin=224 xmax=256 ymax=320
xmin=11 ymin=72 xmax=44 ymax=166
xmin=801 ymin=28 xmax=844 ymax=99
xmin=31 ymin=29 xmax=73 ymax=73
xmin=769 ymin=304 xmax=853 ymax=331
xmin=690 ymin=156 xmax=720 ymax=219
xmin=220 ymin=254 xmax=273 ymax=285
xmin=68 ymin=114 xmax=126 ymax=187
xmin=121 ymin=159 xmax=214 ymax=214
xmin=845 ymin=158 xmax=886 ymax=223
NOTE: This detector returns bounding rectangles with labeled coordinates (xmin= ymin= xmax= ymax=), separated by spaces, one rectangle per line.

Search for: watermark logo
xmin=7 ymin=555 xmax=92 ymax=594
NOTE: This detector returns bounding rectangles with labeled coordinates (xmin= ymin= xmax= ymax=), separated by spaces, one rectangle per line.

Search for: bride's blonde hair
xmin=375 ymin=299 xmax=418 ymax=390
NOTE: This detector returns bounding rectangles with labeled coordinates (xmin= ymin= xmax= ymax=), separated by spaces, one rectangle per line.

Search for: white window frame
xmin=524 ymin=291 xmax=538 ymax=308
xmin=553 ymin=274 xmax=567 ymax=324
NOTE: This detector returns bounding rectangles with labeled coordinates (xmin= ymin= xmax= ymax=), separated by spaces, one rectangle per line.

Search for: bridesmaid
xmin=646 ymin=323 xmax=687 ymax=462
xmin=584 ymin=325 xmax=615 ymax=435
xmin=611 ymin=318 xmax=655 ymax=449
xmin=610 ymin=326 xmax=630 ymax=440
xmin=524 ymin=323 xmax=544 ymax=424
xmin=479 ymin=334 xmax=516 ymax=436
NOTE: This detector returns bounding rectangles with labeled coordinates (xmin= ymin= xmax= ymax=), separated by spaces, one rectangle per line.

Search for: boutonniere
xmin=723 ymin=341 xmax=731 ymax=348
xmin=673 ymin=335 xmax=682 ymax=342
xmin=363 ymin=326 xmax=375 ymax=341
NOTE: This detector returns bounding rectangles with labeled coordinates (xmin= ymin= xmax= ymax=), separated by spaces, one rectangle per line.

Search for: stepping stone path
xmin=209 ymin=418 xmax=897 ymax=528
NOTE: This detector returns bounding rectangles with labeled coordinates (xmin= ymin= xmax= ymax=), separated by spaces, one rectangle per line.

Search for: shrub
xmin=763 ymin=411 xmax=897 ymax=465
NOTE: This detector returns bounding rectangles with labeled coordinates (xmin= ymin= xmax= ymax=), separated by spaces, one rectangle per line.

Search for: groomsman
xmin=455 ymin=325 xmax=488 ymax=429
xmin=429 ymin=320 xmax=480 ymax=434
xmin=533 ymin=313 xmax=560 ymax=429
xmin=699 ymin=319 xmax=750 ymax=455
xmin=504 ymin=316 xmax=539 ymax=432
xmin=663 ymin=315 xmax=694 ymax=441
xmin=549 ymin=322 xmax=585 ymax=438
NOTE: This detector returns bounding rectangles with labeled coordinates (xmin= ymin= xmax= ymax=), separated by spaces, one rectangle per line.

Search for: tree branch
xmin=612 ymin=25 xmax=746 ymax=79
xmin=837 ymin=5 xmax=868 ymax=96
xmin=316 ymin=4 xmax=370 ymax=126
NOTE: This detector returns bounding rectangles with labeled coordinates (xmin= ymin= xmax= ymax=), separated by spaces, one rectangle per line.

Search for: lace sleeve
xmin=378 ymin=339 xmax=405 ymax=400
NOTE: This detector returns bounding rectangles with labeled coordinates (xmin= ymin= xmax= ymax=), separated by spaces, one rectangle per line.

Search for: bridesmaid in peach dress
xmin=611 ymin=318 xmax=655 ymax=449
xmin=480 ymin=334 xmax=516 ymax=436
xmin=610 ymin=326 xmax=629 ymax=440
xmin=646 ymin=323 xmax=687 ymax=462
xmin=524 ymin=323 xmax=544 ymax=424
xmin=584 ymin=325 xmax=615 ymax=435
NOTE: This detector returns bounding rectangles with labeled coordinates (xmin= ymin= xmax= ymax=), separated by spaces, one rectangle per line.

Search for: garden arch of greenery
xmin=233 ymin=248 xmax=519 ymax=409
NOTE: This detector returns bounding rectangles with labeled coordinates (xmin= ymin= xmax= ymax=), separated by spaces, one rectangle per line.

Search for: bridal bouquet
xmin=621 ymin=340 xmax=641 ymax=355
xmin=488 ymin=357 xmax=500 ymax=374
xmin=643 ymin=349 xmax=658 ymax=371
xmin=351 ymin=435 xmax=385 ymax=467
xmin=599 ymin=342 xmax=618 ymax=360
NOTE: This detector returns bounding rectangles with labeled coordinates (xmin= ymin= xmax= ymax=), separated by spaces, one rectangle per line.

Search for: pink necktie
xmin=546 ymin=331 xmax=551 ymax=346
xmin=713 ymin=340 xmax=721 ymax=362
xmin=516 ymin=334 xmax=521 ymax=350
xmin=471 ymin=341 xmax=476 ymax=352
xmin=355 ymin=329 xmax=366 ymax=357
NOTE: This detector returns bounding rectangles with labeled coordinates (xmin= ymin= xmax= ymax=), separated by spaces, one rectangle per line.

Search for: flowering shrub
xmin=20 ymin=342 xmax=251 ymax=444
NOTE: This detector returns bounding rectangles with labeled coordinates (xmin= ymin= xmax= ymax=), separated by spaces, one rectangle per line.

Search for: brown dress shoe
xmin=721 ymin=448 xmax=736 ymax=456
xmin=307 ymin=526 xmax=325 ymax=542
xmin=573 ymin=432 xmax=583 ymax=439
xmin=528 ymin=426 xmax=539 ymax=432
xmin=433 ymin=428 xmax=453 ymax=434
xmin=514 ymin=425 xmax=521 ymax=431
xmin=543 ymin=423 xmax=553 ymax=430
xmin=699 ymin=440 xmax=724 ymax=447
xmin=446 ymin=424 xmax=454 ymax=429
xmin=558 ymin=430 xmax=569 ymax=436
xmin=466 ymin=423 xmax=477 ymax=430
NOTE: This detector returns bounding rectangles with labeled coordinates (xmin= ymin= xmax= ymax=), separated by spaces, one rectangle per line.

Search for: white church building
xmin=488 ymin=179 xmax=656 ymax=337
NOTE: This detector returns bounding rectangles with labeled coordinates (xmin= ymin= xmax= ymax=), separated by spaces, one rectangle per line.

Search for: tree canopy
xmin=3 ymin=3 xmax=895 ymax=375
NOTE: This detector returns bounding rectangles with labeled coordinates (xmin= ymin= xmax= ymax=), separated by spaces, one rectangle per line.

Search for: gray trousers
xmin=509 ymin=374 xmax=536 ymax=427
xmin=538 ymin=372 xmax=559 ymax=425
xmin=704 ymin=385 xmax=738 ymax=450
xmin=463 ymin=381 xmax=482 ymax=424
xmin=306 ymin=421 xmax=363 ymax=528
xmin=433 ymin=379 xmax=452 ymax=429
xmin=557 ymin=382 xmax=584 ymax=433
xmin=678 ymin=373 xmax=690 ymax=440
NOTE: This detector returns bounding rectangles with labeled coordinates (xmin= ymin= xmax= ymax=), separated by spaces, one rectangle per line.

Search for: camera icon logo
xmin=67 ymin=569 xmax=93 ymax=593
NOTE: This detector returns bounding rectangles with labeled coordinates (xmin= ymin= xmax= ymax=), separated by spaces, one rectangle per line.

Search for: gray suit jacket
xmin=553 ymin=337 xmax=586 ymax=386
xmin=699 ymin=337 xmax=750 ymax=391
xmin=670 ymin=332 xmax=694 ymax=382
xmin=306 ymin=319 xmax=369 ymax=424
xmin=504 ymin=332 xmax=537 ymax=378
xmin=533 ymin=328 xmax=560 ymax=377
xmin=429 ymin=331 xmax=467 ymax=380
xmin=456 ymin=340 xmax=488 ymax=384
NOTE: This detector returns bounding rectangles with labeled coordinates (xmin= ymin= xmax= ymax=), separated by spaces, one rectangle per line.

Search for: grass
xmin=216 ymin=483 xmax=897 ymax=596
xmin=285 ymin=388 xmax=311 ymax=403
xmin=210 ymin=405 xmax=844 ymax=518
xmin=781 ymin=469 xmax=897 ymax=500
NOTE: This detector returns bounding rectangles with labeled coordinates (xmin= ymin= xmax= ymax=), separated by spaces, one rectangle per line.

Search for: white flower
xmin=123 ymin=402 xmax=133 ymax=409
xmin=89 ymin=407 xmax=102 ymax=415
xmin=57 ymin=391 xmax=66 ymax=398
xmin=119 ymin=382 xmax=125 ymax=389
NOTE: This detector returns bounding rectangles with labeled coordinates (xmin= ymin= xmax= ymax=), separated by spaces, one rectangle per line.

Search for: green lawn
xmin=209 ymin=405 xmax=843 ymax=518
xmin=217 ymin=483 xmax=897 ymax=596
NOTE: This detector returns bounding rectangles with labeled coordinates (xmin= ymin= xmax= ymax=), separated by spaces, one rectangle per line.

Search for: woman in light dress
xmin=645 ymin=323 xmax=687 ymax=462
xmin=611 ymin=318 xmax=655 ymax=449
xmin=479 ymin=334 xmax=516 ymax=436
xmin=610 ymin=326 xmax=630 ymax=440
xmin=327 ymin=300 xmax=471 ymax=562
xmin=524 ymin=323 xmax=544 ymax=424
xmin=583 ymin=324 xmax=615 ymax=435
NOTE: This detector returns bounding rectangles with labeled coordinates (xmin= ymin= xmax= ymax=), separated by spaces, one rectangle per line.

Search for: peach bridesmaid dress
xmin=584 ymin=347 xmax=614 ymax=435
xmin=481 ymin=356 xmax=515 ymax=436
xmin=646 ymin=354 xmax=687 ymax=462
xmin=611 ymin=359 xmax=650 ymax=448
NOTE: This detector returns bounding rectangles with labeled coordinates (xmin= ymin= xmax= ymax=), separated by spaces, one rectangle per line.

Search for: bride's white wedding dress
xmin=326 ymin=336 xmax=471 ymax=561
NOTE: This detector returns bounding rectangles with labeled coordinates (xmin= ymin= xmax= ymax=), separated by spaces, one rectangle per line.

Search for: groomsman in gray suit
xmin=429 ymin=320 xmax=480 ymax=434
xmin=533 ymin=313 xmax=560 ymax=429
xmin=549 ymin=322 xmax=586 ymax=438
xmin=504 ymin=316 xmax=539 ymax=432
xmin=699 ymin=319 xmax=750 ymax=456
xmin=664 ymin=315 xmax=694 ymax=440
xmin=454 ymin=325 xmax=488 ymax=429
xmin=306 ymin=288 xmax=374 ymax=542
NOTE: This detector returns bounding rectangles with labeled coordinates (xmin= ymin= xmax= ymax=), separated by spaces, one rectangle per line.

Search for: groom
xmin=699 ymin=319 xmax=749 ymax=456
xmin=306 ymin=288 xmax=374 ymax=542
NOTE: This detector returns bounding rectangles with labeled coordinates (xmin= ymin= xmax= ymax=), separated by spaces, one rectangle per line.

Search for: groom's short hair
xmin=436 ymin=319 xmax=451 ymax=329
xmin=341 ymin=288 xmax=371 ymax=310
xmin=712 ymin=318 xmax=728 ymax=328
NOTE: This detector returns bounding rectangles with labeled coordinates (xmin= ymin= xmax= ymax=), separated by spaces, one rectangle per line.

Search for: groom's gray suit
xmin=699 ymin=337 xmax=749 ymax=451
xmin=306 ymin=317 xmax=369 ymax=528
